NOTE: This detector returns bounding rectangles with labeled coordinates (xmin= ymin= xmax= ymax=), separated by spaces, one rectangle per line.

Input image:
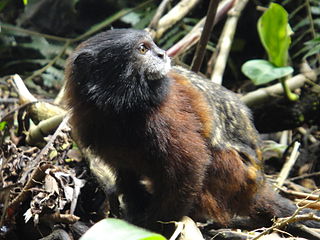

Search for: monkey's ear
xmin=72 ymin=50 xmax=95 ymax=81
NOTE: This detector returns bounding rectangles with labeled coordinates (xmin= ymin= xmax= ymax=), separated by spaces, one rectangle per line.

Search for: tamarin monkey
xmin=64 ymin=29 xmax=319 ymax=233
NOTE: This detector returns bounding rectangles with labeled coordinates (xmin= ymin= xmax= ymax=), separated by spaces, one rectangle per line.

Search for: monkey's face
xmin=71 ymin=29 xmax=172 ymax=113
xmin=92 ymin=29 xmax=171 ymax=82
xmin=131 ymin=36 xmax=171 ymax=81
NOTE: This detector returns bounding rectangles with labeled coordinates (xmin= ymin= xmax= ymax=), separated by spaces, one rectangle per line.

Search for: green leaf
xmin=80 ymin=219 xmax=166 ymax=240
xmin=257 ymin=3 xmax=291 ymax=67
xmin=0 ymin=121 xmax=7 ymax=131
xmin=242 ymin=60 xmax=293 ymax=85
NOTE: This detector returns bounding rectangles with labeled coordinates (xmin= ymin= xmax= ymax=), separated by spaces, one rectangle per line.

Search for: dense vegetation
xmin=0 ymin=0 xmax=319 ymax=239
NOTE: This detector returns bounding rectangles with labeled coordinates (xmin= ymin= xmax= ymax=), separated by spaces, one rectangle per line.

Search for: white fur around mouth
xmin=163 ymin=55 xmax=172 ymax=74
xmin=147 ymin=56 xmax=171 ymax=80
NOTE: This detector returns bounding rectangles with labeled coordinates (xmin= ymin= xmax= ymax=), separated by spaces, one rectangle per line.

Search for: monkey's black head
xmin=69 ymin=29 xmax=171 ymax=114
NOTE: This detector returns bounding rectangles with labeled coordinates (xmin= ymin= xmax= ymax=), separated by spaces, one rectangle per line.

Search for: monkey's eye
xmin=138 ymin=44 xmax=149 ymax=54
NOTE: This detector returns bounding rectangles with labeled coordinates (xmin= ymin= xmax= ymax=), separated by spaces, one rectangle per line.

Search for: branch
xmin=167 ymin=20 xmax=204 ymax=57
xmin=10 ymin=74 xmax=66 ymax=124
xmin=167 ymin=0 xmax=235 ymax=58
xmin=191 ymin=0 xmax=220 ymax=73
xmin=26 ymin=114 xmax=65 ymax=146
xmin=241 ymin=73 xmax=312 ymax=107
xmin=241 ymin=62 xmax=318 ymax=107
xmin=41 ymin=212 xmax=80 ymax=224
xmin=276 ymin=141 xmax=301 ymax=188
xmin=251 ymin=194 xmax=320 ymax=240
xmin=155 ymin=0 xmax=201 ymax=39
xmin=210 ymin=0 xmax=249 ymax=84
xmin=148 ymin=0 xmax=172 ymax=31
xmin=10 ymin=74 xmax=37 ymax=104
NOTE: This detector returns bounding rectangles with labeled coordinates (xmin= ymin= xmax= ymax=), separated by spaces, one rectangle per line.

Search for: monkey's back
xmin=172 ymin=66 xmax=262 ymax=167
xmin=168 ymin=66 xmax=266 ymax=223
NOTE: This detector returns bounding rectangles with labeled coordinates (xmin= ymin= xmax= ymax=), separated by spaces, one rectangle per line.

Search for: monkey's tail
xmin=249 ymin=183 xmax=320 ymax=229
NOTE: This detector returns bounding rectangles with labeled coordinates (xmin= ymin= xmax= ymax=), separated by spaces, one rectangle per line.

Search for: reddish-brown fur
xmin=65 ymin=65 xmax=262 ymax=227
xmin=64 ymin=29 xmax=320 ymax=235
xmin=168 ymin=71 xmax=213 ymax=139
xmin=167 ymin=72 xmax=261 ymax=224
xmin=196 ymin=149 xmax=259 ymax=223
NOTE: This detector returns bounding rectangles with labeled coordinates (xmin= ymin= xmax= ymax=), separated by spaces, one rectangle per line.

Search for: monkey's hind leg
xmin=115 ymin=169 xmax=152 ymax=224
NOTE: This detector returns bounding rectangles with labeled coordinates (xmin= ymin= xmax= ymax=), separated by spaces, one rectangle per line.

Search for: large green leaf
xmin=80 ymin=219 xmax=166 ymax=240
xmin=257 ymin=3 xmax=291 ymax=67
xmin=241 ymin=60 xmax=293 ymax=85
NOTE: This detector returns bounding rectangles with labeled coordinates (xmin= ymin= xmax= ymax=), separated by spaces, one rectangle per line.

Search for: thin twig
xmin=191 ymin=0 xmax=220 ymax=73
xmin=10 ymin=74 xmax=37 ymax=104
xmin=297 ymin=224 xmax=320 ymax=239
xmin=155 ymin=0 xmax=201 ymax=39
xmin=169 ymin=221 xmax=184 ymax=240
xmin=289 ymin=172 xmax=320 ymax=182
xmin=279 ymin=188 xmax=320 ymax=201
xmin=297 ymin=127 xmax=318 ymax=144
xmin=279 ymin=130 xmax=291 ymax=146
xmin=148 ymin=0 xmax=172 ymax=31
xmin=26 ymin=114 xmax=66 ymax=146
xmin=167 ymin=30 xmax=202 ymax=57
xmin=210 ymin=0 xmax=249 ymax=84
xmin=241 ymin=72 xmax=314 ymax=107
xmin=167 ymin=0 xmax=236 ymax=58
xmin=251 ymin=195 xmax=320 ymax=240
xmin=276 ymin=141 xmax=301 ymax=188
xmin=10 ymin=74 xmax=66 ymax=124
xmin=0 ymin=98 xmax=18 ymax=103
xmin=295 ymin=199 xmax=320 ymax=210
xmin=0 ymin=102 xmax=37 ymax=122
xmin=41 ymin=212 xmax=80 ymax=224
xmin=0 ymin=23 xmax=72 ymax=42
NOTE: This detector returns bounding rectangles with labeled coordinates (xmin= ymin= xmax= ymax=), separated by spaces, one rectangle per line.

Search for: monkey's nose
xmin=157 ymin=51 xmax=166 ymax=59
xmin=154 ymin=47 xmax=166 ymax=59
xmin=157 ymin=52 xmax=164 ymax=59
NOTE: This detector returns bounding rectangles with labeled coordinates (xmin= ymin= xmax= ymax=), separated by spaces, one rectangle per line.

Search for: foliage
xmin=242 ymin=3 xmax=298 ymax=100
xmin=0 ymin=0 xmax=320 ymax=239
xmin=302 ymin=37 xmax=320 ymax=61
xmin=242 ymin=60 xmax=293 ymax=85
xmin=242 ymin=3 xmax=293 ymax=85
xmin=0 ymin=0 xmax=156 ymax=97
xmin=286 ymin=0 xmax=320 ymax=67
xmin=258 ymin=3 xmax=292 ymax=67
